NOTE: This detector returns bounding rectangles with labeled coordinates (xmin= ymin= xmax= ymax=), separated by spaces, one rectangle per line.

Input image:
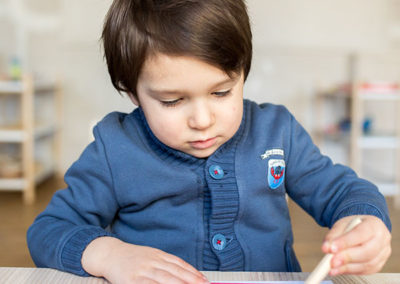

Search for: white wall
xmin=250 ymin=0 xmax=392 ymax=50
xmin=1 ymin=0 xmax=400 ymax=172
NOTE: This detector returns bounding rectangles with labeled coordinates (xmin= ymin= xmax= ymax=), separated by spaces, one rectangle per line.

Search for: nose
xmin=188 ymin=101 xmax=215 ymax=130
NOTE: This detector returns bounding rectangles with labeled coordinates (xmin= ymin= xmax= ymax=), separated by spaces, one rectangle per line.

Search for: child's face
xmin=132 ymin=53 xmax=244 ymax=158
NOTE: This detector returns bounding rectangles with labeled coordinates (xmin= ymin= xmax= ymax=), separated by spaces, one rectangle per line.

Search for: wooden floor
xmin=0 ymin=176 xmax=399 ymax=272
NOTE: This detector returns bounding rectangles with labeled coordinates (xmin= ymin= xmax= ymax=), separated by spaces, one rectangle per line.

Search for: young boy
xmin=27 ymin=0 xmax=392 ymax=283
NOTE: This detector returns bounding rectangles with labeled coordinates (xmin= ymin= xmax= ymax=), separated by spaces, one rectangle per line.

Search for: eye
xmin=160 ymin=98 xmax=182 ymax=107
xmin=212 ymin=90 xmax=231 ymax=97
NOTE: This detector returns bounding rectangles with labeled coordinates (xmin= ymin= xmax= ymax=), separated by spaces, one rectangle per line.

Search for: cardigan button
xmin=212 ymin=233 xmax=227 ymax=251
xmin=209 ymin=165 xmax=224 ymax=179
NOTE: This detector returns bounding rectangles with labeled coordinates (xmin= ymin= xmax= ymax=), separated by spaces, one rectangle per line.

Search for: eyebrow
xmin=148 ymin=76 xmax=239 ymax=95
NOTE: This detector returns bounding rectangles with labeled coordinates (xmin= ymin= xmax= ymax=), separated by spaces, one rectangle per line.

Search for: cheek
xmin=233 ymin=107 xmax=242 ymax=127
xmin=147 ymin=112 xmax=186 ymax=143
xmin=230 ymin=101 xmax=242 ymax=124
xmin=228 ymin=103 xmax=243 ymax=134
xmin=218 ymin=105 xmax=241 ymax=133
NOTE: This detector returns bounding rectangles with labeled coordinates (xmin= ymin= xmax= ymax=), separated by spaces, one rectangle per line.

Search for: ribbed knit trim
xmin=191 ymin=165 xmax=219 ymax=270
xmin=205 ymin=150 xmax=245 ymax=270
xmin=60 ymin=227 xmax=113 ymax=276
xmin=204 ymin=102 xmax=248 ymax=271
xmin=334 ymin=203 xmax=392 ymax=231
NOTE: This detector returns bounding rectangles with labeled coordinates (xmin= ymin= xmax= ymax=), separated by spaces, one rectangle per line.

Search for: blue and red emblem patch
xmin=268 ymin=159 xmax=285 ymax=189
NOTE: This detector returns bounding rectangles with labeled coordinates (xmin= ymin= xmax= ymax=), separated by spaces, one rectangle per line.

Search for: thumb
xmin=322 ymin=216 xmax=358 ymax=253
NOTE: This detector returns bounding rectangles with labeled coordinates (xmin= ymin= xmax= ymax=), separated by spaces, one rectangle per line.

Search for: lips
xmin=190 ymin=137 xmax=217 ymax=150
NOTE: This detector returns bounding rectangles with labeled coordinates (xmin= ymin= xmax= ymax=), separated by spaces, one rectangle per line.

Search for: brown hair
xmin=102 ymin=0 xmax=252 ymax=98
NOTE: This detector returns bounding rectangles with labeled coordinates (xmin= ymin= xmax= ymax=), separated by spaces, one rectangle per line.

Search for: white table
xmin=1 ymin=267 xmax=400 ymax=284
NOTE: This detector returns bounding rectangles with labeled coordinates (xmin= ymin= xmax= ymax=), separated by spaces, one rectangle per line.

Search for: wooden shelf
xmin=373 ymin=182 xmax=399 ymax=196
xmin=358 ymin=136 xmax=399 ymax=149
xmin=359 ymin=93 xmax=400 ymax=101
xmin=351 ymin=81 xmax=400 ymax=204
xmin=0 ymin=81 xmax=24 ymax=94
xmin=34 ymin=80 xmax=58 ymax=94
xmin=0 ymin=79 xmax=57 ymax=95
xmin=0 ymin=128 xmax=24 ymax=142
xmin=357 ymin=83 xmax=400 ymax=100
xmin=0 ymin=124 xmax=58 ymax=142
xmin=0 ymin=75 xmax=62 ymax=203
xmin=314 ymin=80 xmax=400 ymax=206
xmin=0 ymin=162 xmax=56 ymax=191
xmin=34 ymin=124 xmax=58 ymax=140
xmin=0 ymin=178 xmax=25 ymax=191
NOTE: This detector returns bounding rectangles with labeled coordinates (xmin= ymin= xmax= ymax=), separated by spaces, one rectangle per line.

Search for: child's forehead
xmin=143 ymin=53 xmax=222 ymax=71
xmin=141 ymin=52 xmax=238 ymax=83
xmin=138 ymin=55 xmax=243 ymax=94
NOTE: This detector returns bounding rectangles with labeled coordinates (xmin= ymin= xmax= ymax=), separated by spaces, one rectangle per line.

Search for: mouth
xmin=189 ymin=137 xmax=217 ymax=150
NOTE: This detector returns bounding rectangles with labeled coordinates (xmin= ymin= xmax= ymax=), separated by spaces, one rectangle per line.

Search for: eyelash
xmin=160 ymin=89 xmax=232 ymax=108
xmin=160 ymin=99 xmax=181 ymax=107
xmin=213 ymin=90 xmax=231 ymax=97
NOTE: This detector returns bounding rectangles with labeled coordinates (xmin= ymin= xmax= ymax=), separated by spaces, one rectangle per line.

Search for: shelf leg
xmin=395 ymin=195 xmax=400 ymax=209
xmin=22 ymin=75 xmax=35 ymax=204
xmin=23 ymin=182 xmax=35 ymax=204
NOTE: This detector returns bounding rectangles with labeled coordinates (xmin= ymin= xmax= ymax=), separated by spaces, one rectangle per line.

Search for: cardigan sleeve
xmin=284 ymin=111 xmax=391 ymax=231
xmin=27 ymin=125 xmax=119 ymax=276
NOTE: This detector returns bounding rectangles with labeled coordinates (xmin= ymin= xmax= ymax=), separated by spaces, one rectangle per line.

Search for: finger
xmin=151 ymin=248 xmax=205 ymax=278
xmin=151 ymin=269 xmax=188 ymax=284
xmin=329 ymin=221 xmax=374 ymax=253
xmin=323 ymin=216 xmax=358 ymax=253
xmin=158 ymin=262 xmax=209 ymax=284
xmin=162 ymin=253 xmax=206 ymax=279
xmin=152 ymin=268 xmax=207 ymax=284
xmin=325 ymin=217 xmax=353 ymax=242
xmin=332 ymin=233 xmax=391 ymax=266
xmin=330 ymin=246 xmax=391 ymax=276
xmin=136 ymin=277 xmax=159 ymax=284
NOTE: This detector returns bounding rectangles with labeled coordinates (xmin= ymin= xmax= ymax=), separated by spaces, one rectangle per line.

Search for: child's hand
xmin=82 ymin=236 xmax=210 ymax=284
xmin=322 ymin=215 xmax=391 ymax=276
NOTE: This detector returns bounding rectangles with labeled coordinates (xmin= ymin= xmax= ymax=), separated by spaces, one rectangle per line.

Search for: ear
xmin=128 ymin=93 xmax=140 ymax=106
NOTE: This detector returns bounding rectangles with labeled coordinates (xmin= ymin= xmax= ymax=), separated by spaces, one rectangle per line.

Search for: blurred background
xmin=0 ymin=0 xmax=399 ymax=273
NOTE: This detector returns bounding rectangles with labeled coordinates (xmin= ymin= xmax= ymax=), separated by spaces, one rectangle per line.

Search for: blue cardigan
xmin=27 ymin=100 xmax=391 ymax=276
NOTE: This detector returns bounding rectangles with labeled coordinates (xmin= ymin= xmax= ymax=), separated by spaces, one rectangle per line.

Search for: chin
xmin=191 ymin=149 xmax=217 ymax=158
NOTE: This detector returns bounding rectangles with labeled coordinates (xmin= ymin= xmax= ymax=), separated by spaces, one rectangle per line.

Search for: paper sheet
xmin=211 ymin=281 xmax=333 ymax=284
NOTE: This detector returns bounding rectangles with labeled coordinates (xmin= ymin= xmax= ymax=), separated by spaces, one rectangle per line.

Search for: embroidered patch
xmin=261 ymin=148 xmax=284 ymax=160
xmin=268 ymin=159 xmax=285 ymax=189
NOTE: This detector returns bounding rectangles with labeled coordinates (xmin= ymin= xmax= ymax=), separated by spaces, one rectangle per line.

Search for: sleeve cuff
xmin=332 ymin=203 xmax=392 ymax=232
xmin=60 ymin=226 xmax=113 ymax=276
